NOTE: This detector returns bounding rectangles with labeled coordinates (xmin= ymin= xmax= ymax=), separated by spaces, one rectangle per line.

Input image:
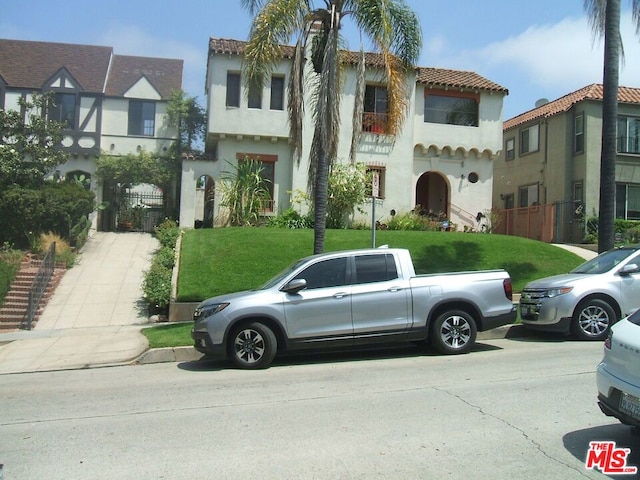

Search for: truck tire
xmin=431 ymin=310 xmax=477 ymax=354
xmin=572 ymin=299 xmax=615 ymax=341
xmin=228 ymin=322 xmax=277 ymax=369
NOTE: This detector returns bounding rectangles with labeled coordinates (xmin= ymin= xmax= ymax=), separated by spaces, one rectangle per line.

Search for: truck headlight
xmin=546 ymin=287 xmax=572 ymax=298
xmin=194 ymin=302 xmax=229 ymax=320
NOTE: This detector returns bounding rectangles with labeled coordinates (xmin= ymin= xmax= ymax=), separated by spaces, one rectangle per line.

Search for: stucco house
xmin=492 ymin=84 xmax=640 ymax=243
xmin=0 ymin=39 xmax=183 ymax=232
xmin=180 ymin=37 xmax=508 ymax=231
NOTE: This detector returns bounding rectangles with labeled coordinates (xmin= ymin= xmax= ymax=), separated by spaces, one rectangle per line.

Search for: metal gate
xmin=116 ymin=185 xmax=165 ymax=233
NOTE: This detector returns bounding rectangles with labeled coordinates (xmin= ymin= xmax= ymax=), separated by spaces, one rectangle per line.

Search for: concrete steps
xmin=0 ymin=257 xmax=66 ymax=331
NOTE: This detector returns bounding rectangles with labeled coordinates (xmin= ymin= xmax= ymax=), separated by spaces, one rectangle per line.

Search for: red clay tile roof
xmin=0 ymin=38 xmax=183 ymax=99
xmin=416 ymin=67 xmax=507 ymax=93
xmin=504 ymin=83 xmax=640 ymax=130
xmin=0 ymin=39 xmax=112 ymax=92
xmin=105 ymin=55 xmax=183 ymax=98
xmin=209 ymin=37 xmax=508 ymax=94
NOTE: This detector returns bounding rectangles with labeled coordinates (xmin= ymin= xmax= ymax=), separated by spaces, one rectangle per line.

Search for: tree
xmin=166 ymin=90 xmax=207 ymax=155
xmin=0 ymin=93 xmax=68 ymax=188
xmin=241 ymin=0 xmax=421 ymax=253
xmin=584 ymin=0 xmax=640 ymax=252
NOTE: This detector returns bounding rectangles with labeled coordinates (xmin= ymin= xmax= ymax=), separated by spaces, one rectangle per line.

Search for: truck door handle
xmin=388 ymin=287 xmax=402 ymax=292
xmin=333 ymin=292 xmax=349 ymax=299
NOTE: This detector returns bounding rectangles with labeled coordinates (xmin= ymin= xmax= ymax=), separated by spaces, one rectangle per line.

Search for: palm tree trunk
xmin=598 ymin=0 xmax=620 ymax=253
xmin=313 ymin=145 xmax=329 ymax=254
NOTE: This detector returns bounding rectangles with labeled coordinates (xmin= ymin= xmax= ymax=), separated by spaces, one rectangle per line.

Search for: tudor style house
xmin=492 ymin=84 xmax=640 ymax=243
xmin=180 ymin=37 xmax=508 ymax=231
xmin=0 ymin=39 xmax=183 ymax=231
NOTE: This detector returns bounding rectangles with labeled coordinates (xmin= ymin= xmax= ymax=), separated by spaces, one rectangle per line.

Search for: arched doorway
xmin=195 ymin=175 xmax=215 ymax=228
xmin=415 ymin=172 xmax=448 ymax=218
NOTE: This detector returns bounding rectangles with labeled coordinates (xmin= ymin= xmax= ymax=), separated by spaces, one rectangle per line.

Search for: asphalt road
xmin=1 ymin=336 xmax=638 ymax=480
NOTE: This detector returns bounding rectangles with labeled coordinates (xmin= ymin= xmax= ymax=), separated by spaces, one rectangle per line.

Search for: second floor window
xmin=505 ymin=138 xmax=515 ymax=160
xmin=574 ymin=114 xmax=584 ymax=154
xmin=618 ymin=116 xmax=640 ymax=154
xmin=226 ymin=72 xmax=241 ymax=108
xmin=248 ymin=82 xmax=262 ymax=109
xmin=49 ymin=92 xmax=76 ymax=128
xmin=520 ymin=124 xmax=539 ymax=155
xmin=424 ymin=93 xmax=478 ymax=127
xmin=270 ymin=76 xmax=284 ymax=110
xmin=128 ymin=100 xmax=155 ymax=136
xmin=363 ymin=85 xmax=387 ymax=133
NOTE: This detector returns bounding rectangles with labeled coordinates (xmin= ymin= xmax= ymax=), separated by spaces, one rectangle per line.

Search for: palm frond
xmin=288 ymin=39 xmax=306 ymax=164
xmin=243 ymin=0 xmax=309 ymax=91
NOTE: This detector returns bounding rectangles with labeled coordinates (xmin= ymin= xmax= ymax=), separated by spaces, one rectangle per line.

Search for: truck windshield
xmin=570 ymin=248 xmax=637 ymax=274
xmin=258 ymin=259 xmax=307 ymax=290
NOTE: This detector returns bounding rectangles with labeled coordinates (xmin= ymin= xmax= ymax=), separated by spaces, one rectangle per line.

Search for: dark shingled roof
xmin=0 ymin=38 xmax=112 ymax=92
xmin=505 ymin=83 xmax=640 ymax=130
xmin=106 ymin=55 xmax=183 ymax=98
xmin=0 ymin=38 xmax=183 ymax=99
xmin=209 ymin=37 xmax=508 ymax=95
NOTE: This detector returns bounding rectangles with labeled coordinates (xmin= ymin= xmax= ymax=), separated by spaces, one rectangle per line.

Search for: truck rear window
xmin=354 ymin=254 xmax=398 ymax=284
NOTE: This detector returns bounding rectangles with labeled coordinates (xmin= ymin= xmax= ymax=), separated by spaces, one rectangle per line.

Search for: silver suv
xmin=520 ymin=246 xmax=640 ymax=340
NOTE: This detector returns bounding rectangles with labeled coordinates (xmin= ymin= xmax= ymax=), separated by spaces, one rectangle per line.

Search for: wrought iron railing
xmin=22 ymin=242 xmax=56 ymax=330
xmin=362 ymin=112 xmax=388 ymax=134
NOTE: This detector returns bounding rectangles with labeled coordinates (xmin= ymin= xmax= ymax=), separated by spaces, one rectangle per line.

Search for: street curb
xmin=133 ymin=324 xmax=529 ymax=365
xmin=135 ymin=346 xmax=204 ymax=365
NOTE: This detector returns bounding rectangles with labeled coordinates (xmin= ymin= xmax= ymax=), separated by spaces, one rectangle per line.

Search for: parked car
xmin=519 ymin=246 xmax=640 ymax=340
xmin=192 ymin=247 xmax=516 ymax=369
xmin=597 ymin=308 xmax=640 ymax=429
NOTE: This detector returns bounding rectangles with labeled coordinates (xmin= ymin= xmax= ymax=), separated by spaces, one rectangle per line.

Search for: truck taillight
xmin=503 ymin=278 xmax=513 ymax=301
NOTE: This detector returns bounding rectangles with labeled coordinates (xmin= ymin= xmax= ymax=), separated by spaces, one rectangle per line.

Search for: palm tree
xmin=241 ymin=0 xmax=421 ymax=253
xmin=584 ymin=0 xmax=640 ymax=252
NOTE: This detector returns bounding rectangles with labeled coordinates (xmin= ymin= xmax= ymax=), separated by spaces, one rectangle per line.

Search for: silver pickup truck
xmin=520 ymin=245 xmax=640 ymax=340
xmin=192 ymin=247 xmax=516 ymax=368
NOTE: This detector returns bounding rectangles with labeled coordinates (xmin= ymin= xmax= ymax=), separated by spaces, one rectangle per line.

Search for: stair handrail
xmin=22 ymin=242 xmax=56 ymax=330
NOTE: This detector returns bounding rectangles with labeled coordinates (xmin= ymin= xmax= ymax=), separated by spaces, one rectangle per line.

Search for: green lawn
xmin=144 ymin=227 xmax=587 ymax=348
xmin=176 ymin=227 xmax=585 ymax=301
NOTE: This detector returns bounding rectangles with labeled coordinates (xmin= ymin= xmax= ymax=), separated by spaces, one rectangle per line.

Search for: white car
xmin=597 ymin=308 xmax=640 ymax=429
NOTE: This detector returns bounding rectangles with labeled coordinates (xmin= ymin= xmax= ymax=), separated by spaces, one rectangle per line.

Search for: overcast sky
xmin=3 ymin=0 xmax=640 ymax=120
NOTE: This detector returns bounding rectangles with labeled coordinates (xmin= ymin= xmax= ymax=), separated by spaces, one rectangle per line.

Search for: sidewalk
xmin=0 ymin=232 xmax=164 ymax=374
xmin=0 ymin=239 xmax=598 ymax=374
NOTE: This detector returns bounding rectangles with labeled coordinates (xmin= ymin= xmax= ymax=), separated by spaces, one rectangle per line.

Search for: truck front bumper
xmin=191 ymin=330 xmax=226 ymax=358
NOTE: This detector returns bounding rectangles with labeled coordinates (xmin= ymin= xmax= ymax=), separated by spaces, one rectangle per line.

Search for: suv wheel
xmin=572 ymin=299 xmax=615 ymax=341
xmin=229 ymin=322 xmax=277 ymax=369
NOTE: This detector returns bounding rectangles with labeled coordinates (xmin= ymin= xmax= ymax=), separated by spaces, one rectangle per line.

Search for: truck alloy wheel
xmin=431 ymin=310 xmax=477 ymax=354
xmin=229 ymin=322 xmax=277 ymax=369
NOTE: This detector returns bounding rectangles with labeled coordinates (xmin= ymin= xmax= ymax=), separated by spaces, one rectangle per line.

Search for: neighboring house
xmin=492 ymin=84 xmax=640 ymax=243
xmin=180 ymin=37 xmax=508 ymax=231
xmin=0 ymin=39 xmax=183 ymax=232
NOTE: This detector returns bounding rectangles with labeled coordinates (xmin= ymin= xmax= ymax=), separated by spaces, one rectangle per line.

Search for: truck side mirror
xmin=282 ymin=278 xmax=307 ymax=293
xmin=620 ymin=263 xmax=639 ymax=275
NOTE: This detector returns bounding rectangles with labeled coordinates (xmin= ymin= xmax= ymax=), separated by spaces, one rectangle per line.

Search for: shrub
xmin=39 ymin=232 xmax=76 ymax=268
xmin=142 ymin=263 xmax=172 ymax=309
xmin=153 ymin=246 xmax=176 ymax=270
xmin=0 ymin=244 xmax=23 ymax=305
xmin=267 ymin=208 xmax=313 ymax=229
xmin=386 ymin=212 xmax=440 ymax=231
xmin=154 ymin=218 xmax=180 ymax=248
xmin=0 ymin=183 xmax=95 ymax=248
xmin=70 ymin=215 xmax=91 ymax=249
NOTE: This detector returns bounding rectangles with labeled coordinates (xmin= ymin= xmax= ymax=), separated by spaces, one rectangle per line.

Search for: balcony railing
xmin=362 ymin=112 xmax=388 ymax=134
